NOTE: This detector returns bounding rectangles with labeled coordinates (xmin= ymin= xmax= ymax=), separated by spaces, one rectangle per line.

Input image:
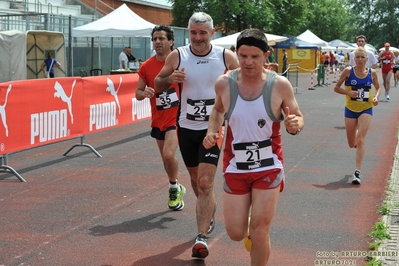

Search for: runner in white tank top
xmin=177 ymin=45 xmax=226 ymax=130
xmin=154 ymin=12 xmax=239 ymax=260
xmin=203 ymin=28 xmax=304 ymax=265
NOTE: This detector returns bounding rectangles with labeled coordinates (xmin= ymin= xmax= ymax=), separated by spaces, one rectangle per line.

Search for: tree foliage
xmin=300 ymin=0 xmax=353 ymax=42
xmin=167 ymin=0 xmax=399 ymax=47
xmin=346 ymin=0 xmax=399 ymax=48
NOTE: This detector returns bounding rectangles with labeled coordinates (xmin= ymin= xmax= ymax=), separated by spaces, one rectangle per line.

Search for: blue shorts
xmin=344 ymin=106 xmax=372 ymax=119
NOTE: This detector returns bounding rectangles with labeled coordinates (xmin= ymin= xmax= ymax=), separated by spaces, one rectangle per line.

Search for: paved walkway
xmin=1 ymin=70 xmax=399 ymax=265
xmin=379 ymin=135 xmax=399 ymax=265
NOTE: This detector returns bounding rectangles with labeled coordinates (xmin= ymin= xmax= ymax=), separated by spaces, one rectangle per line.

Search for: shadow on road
xmin=312 ymin=175 xmax=361 ymax=190
xmin=89 ymin=210 xmax=176 ymax=236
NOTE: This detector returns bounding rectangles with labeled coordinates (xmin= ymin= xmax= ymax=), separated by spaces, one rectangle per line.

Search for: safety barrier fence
xmin=0 ymin=74 xmax=151 ymax=182
xmin=291 ymin=64 xmax=347 ymax=91
xmin=286 ymin=64 xmax=299 ymax=94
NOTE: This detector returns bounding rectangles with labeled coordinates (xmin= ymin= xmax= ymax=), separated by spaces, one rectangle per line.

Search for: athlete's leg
xmin=249 ymin=186 xmax=280 ymax=265
xmin=196 ymin=162 xmax=217 ymax=234
xmin=177 ymin=127 xmax=200 ymax=196
xmin=156 ymin=129 xmax=179 ymax=183
xmin=223 ymin=191 xmax=251 ymax=240
xmin=382 ymin=72 xmax=387 ymax=93
xmin=355 ymin=113 xmax=372 ymax=171
xmin=188 ymin=166 xmax=199 ymax=197
xmin=385 ymin=71 xmax=393 ymax=95
xmin=345 ymin=116 xmax=358 ymax=148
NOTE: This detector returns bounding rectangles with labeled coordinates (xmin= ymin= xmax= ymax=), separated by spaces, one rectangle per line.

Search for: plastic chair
xmin=80 ymin=69 xmax=88 ymax=77
xmin=90 ymin=68 xmax=102 ymax=76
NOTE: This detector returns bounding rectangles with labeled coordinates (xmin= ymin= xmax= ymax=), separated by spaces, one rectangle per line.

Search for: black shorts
xmin=177 ymin=126 xmax=220 ymax=167
xmin=393 ymin=67 xmax=399 ymax=74
xmin=150 ymin=126 xmax=176 ymax=141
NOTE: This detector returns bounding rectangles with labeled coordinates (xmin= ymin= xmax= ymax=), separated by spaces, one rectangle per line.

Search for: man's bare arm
xmin=277 ymin=77 xmax=304 ymax=134
xmin=136 ymin=77 xmax=155 ymax=101
xmin=154 ymin=50 xmax=184 ymax=92
xmin=224 ymin=49 xmax=239 ymax=70
xmin=203 ymin=75 xmax=230 ymax=149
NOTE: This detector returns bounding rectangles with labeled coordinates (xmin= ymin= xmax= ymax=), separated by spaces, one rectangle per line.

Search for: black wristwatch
xmin=286 ymin=128 xmax=300 ymax=135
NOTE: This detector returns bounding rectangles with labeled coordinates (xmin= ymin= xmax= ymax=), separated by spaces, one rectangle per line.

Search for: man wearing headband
xmin=203 ymin=28 xmax=304 ymax=265
xmin=154 ymin=12 xmax=239 ymax=259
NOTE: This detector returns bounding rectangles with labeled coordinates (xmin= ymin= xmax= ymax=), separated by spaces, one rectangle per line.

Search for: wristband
xmin=286 ymin=128 xmax=300 ymax=135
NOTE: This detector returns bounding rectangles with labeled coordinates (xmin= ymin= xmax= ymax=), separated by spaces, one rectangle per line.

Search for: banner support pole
xmin=62 ymin=136 xmax=102 ymax=158
xmin=0 ymin=154 xmax=26 ymax=182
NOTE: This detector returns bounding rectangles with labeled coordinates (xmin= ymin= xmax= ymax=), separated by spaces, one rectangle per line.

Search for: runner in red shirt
xmin=136 ymin=25 xmax=186 ymax=211
xmin=378 ymin=42 xmax=394 ymax=100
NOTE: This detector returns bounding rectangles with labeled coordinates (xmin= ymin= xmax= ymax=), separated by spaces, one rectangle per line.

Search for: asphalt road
xmin=1 ymin=70 xmax=398 ymax=266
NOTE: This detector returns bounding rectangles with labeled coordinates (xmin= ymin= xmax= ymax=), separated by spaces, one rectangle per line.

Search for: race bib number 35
xmin=156 ymin=88 xmax=179 ymax=110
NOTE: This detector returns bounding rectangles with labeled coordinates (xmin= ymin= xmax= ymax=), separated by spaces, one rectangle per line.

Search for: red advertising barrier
xmin=0 ymin=74 xmax=150 ymax=155
xmin=82 ymin=74 xmax=151 ymax=134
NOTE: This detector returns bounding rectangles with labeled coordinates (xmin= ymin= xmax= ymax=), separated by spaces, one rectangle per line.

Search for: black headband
xmin=236 ymin=37 xmax=269 ymax=53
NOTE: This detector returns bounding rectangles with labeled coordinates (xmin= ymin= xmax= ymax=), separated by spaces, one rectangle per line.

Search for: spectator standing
xmin=40 ymin=51 xmax=61 ymax=78
xmin=264 ymin=47 xmax=278 ymax=71
xmin=126 ymin=46 xmax=142 ymax=69
xmin=126 ymin=46 xmax=136 ymax=62
xmin=282 ymin=48 xmax=288 ymax=77
xmin=329 ymin=51 xmax=335 ymax=72
xmin=119 ymin=47 xmax=128 ymax=69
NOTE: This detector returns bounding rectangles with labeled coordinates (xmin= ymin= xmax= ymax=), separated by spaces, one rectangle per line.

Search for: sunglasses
xmin=355 ymin=56 xmax=366 ymax=59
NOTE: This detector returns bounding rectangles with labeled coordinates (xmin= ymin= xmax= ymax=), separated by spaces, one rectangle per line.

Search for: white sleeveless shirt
xmin=177 ymin=45 xmax=227 ymax=130
xmin=224 ymin=70 xmax=284 ymax=173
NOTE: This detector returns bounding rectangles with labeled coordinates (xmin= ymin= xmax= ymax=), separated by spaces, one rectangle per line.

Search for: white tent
xmin=72 ymin=4 xmax=155 ymax=37
xmin=297 ymin=29 xmax=328 ymax=47
xmin=210 ymin=32 xmax=288 ymax=49
xmin=0 ymin=30 xmax=66 ymax=82
xmin=379 ymin=46 xmax=399 ymax=53
xmin=351 ymin=43 xmax=378 ymax=53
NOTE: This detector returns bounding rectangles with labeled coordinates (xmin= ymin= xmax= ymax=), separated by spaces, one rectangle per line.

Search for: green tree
xmin=167 ymin=0 xmax=362 ymax=46
xmin=299 ymin=0 xmax=353 ymax=42
xmin=169 ymin=0 xmax=213 ymax=27
xmin=169 ymin=0 xmax=273 ymax=33
xmin=345 ymin=0 xmax=399 ymax=48
xmin=267 ymin=0 xmax=309 ymax=36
